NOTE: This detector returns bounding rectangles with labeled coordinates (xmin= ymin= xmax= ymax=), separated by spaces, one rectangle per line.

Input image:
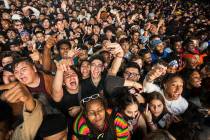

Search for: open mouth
xmin=20 ymin=77 xmax=27 ymax=82
xmin=69 ymin=81 xmax=77 ymax=87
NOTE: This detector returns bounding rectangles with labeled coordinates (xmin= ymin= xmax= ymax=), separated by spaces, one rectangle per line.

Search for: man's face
xmin=93 ymin=26 xmax=100 ymax=35
xmin=57 ymin=13 xmax=64 ymax=20
xmin=155 ymin=43 xmax=165 ymax=54
xmin=59 ymin=44 xmax=70 ymax=58
xmin=174 ymin=42 xmax=182 ymax=53
xmin=56 ymin=21 xmax=65 ymax=31
xmin=90 ymin=59 xmax=104 ymax=79
xmin=72 ymin=11 xmax=77 ymax=18
xmin=14 ymin=62 xmax=37 ymax=85
xmin=14 ymin=21 xmax=24 ymax=32
xmin=143 ymin=53 xmax=152 ymax=64
xmin=1 ymin=20 xmax=10 ymax=30
xmin=10 ymin=45 xmax=21 ymax=52
xmin=2 ymin=12 xmax=10 ymax=20
xmin=164 ymin=77 xmax=183 ymax=100
xmin=71 ymin=21 xmax=78 ymax=30
xmin=7 ymin=30 xmax=17 ymax=39
xmin=63 ymin=69 xmax=79 ymax=91
xmin=132 ymin=32 xmax=140 ymax=42
xmin=124 ymin=67 xmax=140 ymax=82
xmin=36 ymin=33 xmax=45 ymax=43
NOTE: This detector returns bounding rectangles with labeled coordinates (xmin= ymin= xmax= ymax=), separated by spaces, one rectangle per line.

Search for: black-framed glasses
xmin=124 ymin=71 xmax=140 ymax=77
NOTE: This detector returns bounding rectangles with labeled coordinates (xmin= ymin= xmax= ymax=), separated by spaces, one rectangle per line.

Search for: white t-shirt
xmin=143 ymin=78 xmax=188 ymax=115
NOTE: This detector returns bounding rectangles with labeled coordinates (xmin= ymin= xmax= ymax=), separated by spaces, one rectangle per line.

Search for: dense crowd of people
xmin=0 ymin=0 xmax=209 ymax=139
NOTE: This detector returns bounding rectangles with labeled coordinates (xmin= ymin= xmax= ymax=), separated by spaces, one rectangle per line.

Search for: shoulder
xmin=73 ymin=112 xmax=90 ymax=135
xmin=179 ymin=96 xmax=189 ymax=106
xmin=113 ymin=112 xmax=130 ymax=139
xmin=114 ymin=112 xmax=128 ymax=129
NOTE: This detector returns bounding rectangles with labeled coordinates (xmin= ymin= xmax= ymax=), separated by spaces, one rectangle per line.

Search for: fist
xmin=45 ymin=36 xmax=57 ymax=49
xmin=1 ymin=83 xmax=32 ymax=103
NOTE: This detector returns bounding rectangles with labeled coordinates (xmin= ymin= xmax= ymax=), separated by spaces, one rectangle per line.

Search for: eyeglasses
xmin=124 ymin=71 xmax=140 ymax=77
xmin=81 ymin=94 xmax=101 ymax=104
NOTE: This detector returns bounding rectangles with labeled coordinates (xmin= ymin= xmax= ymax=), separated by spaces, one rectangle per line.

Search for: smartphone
xmin=158 ymin=113 xmax=171 ymax=128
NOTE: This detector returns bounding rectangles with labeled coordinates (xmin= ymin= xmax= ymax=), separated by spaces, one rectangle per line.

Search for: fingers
xmin=54 ymin=59 xmax=72 ymax=72
xmin=146 ymin=103 xmax=149 ymax=113
xmin=3 ymin=84 xmax=30 ymax=103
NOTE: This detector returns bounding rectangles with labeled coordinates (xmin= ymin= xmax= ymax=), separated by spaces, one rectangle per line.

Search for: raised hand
xmin=130 ymin=82 xmax=143 ymax=94
xmin=54 ymin=59 xmax=73 ymax=72
xmin=143 ymin=104 xmax=153 ymax=123
xmin=104 ymin=42 xmax=124 ymax=58
xmin=45 ymin=35 xmax=57 ymax=49
xmin=29 ymin=49 xmax=41 ymax=62
xmin=1 ymin=83 xmax=32 ymax=104
xmin=67 ymin=47 xmax=81 ymax=58
xmin=146 ymin=64 xmax=167 ymax=82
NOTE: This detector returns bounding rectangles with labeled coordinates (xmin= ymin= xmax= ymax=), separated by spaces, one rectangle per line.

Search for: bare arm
xmin=51 ymin=60 xmax=66 ymax=102
xmin=106 ymin=43 xmax=124 ymax=76
xmin=43 ymin=36 xmax=56 ymax=72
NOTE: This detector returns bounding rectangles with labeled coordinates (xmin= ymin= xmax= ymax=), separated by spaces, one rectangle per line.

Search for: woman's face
xmin=86 ymin=101 xmax=106 ymax=129
xmin=124 ymin=103 xmax=139 ymax=119
xmin=80 ymin=61 xmax=90 ymax=79
xmin=174 ymin=42 xmax=182 ymax=53
xmin=64 ymin=69 xmax=79 ymax=91
xmin=164 ymin=77 xmax=184 ymax=100
xmin=149 ymin=99 xmax=164 ymax=117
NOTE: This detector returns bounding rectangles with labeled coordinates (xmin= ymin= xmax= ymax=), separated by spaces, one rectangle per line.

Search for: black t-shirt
xmin=80 ymin=74 xmax=125 ymax=99
xmin=80 ymin=73 xmax=106 ymax=99
xmin=55 ymin=87 xmax=80 ymax=115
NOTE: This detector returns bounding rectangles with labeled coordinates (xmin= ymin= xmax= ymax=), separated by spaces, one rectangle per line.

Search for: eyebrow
xmin=88 ymin=108 xmax=104 ymax=112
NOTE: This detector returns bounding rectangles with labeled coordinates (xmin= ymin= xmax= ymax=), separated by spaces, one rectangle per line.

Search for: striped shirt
xmin=72 ymin=110 xmax=130 ymax=140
